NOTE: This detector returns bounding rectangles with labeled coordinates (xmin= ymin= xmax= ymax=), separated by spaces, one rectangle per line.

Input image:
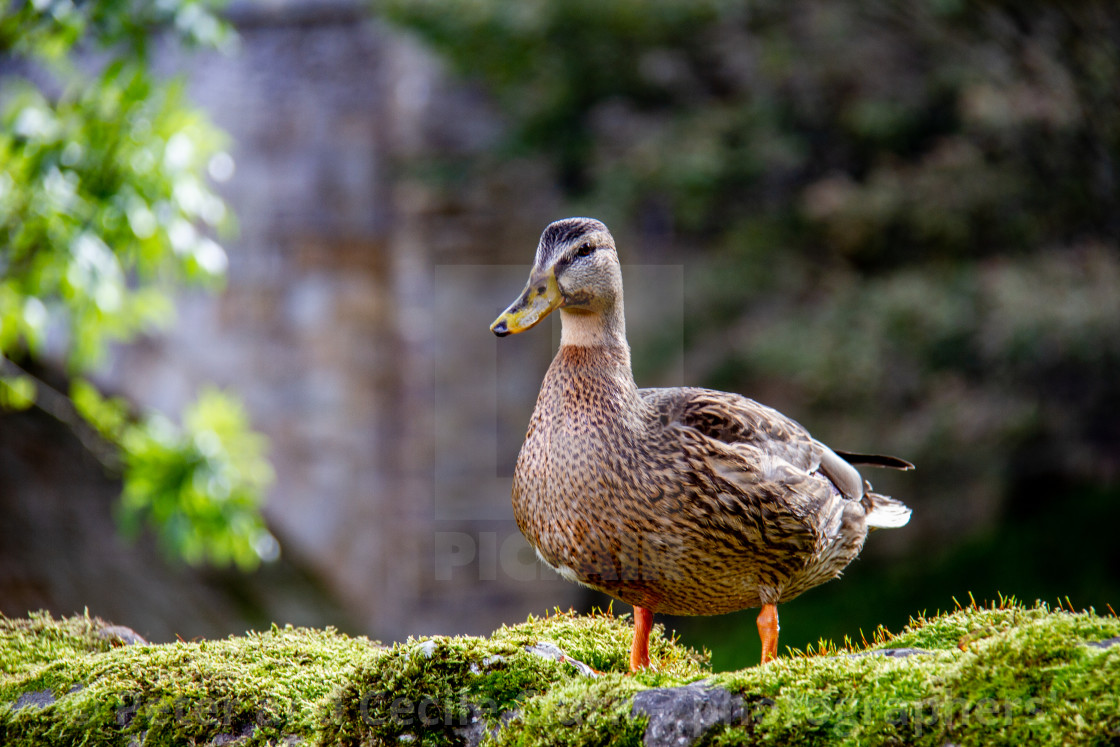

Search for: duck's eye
xmin=575 ymin=243 xmax=595 ymax=258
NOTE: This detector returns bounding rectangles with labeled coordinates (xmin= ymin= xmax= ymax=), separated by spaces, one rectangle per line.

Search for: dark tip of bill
xmin=492 ymin=321 xmax=510 ymax=337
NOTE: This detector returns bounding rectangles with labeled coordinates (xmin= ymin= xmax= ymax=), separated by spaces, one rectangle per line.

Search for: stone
xmin=13 ymin=690 xmax=56 ymax=711
xmin=96 ymin=624 xmax=148 ymax=647
xmin=847 ymin=647 xmax=933 ymax=658
xmin=631 ymin=682 xmax=746 ymax=747
xmin=1085 ymin=636 xmax=1120 ymax=649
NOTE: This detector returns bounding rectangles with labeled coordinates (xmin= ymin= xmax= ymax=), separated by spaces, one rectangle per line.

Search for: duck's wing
xmin=641 ymin=387 xmax=851 ymax=579
xmin=640 ymin=386 xmax=866 ymax=500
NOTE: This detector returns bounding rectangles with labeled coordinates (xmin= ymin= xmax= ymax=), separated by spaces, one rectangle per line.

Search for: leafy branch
xmin=1 ymin=0 xmax=276 ymax=568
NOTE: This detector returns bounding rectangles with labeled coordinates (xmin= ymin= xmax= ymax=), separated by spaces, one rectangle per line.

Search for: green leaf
xmin=0 ymin=373 xmax=37 ymax=410
xmin=2 ymin=0 xmax=269 ymax=572
xmin=118 ymin=389 xmax=276 ymax=569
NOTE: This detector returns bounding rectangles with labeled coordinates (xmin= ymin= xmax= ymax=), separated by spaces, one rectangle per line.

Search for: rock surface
xmin=631 ymin=682 xmax=747 ymax=747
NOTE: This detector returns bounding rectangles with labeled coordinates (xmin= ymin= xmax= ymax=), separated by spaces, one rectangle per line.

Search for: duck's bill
xmin=490 ymin=271 xmax=563 ymax=336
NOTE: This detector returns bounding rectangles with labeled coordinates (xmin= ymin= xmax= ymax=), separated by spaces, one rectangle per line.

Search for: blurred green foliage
xmin=382 ymin=0 xmax=1120 ymax=505
xmin=1 ymin=0 xmax=274 ymax=569
xmin=383 ymin=0 xmax=1120 ymax=649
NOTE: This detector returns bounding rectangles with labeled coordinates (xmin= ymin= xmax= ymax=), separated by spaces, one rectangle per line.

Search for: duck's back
xmin=639 ymin=386 xmax=822 ymax=477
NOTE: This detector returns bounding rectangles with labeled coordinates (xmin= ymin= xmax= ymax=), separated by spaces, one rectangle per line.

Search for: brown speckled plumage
xmin=492 ymin=218 xmax=912 ymax=667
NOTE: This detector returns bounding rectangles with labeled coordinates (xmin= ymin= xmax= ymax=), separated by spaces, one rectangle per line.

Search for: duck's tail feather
xmin=835 ymin=450 xmax=915 ymax=471
xmin=864 ymin=492 xmax=912 ymax=529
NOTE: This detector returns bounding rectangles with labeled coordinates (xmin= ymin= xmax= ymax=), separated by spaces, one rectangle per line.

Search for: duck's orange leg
xmin=630 ymin=606 xmax=653 ymax=671
xmin=756 ymin=604 xmax=780 ymax=664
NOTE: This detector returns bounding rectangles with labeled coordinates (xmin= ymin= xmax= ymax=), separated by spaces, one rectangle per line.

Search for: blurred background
xmin=2 ymin=0 xmax=1118 ymax=670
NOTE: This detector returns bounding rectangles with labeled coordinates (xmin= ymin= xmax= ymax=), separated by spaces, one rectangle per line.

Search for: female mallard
xmin=491 ymin=218 xmax=912 ymax=670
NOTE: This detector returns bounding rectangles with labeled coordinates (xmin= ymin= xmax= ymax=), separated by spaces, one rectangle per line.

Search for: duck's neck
xmin=559 ymin=305 xmax=629 ymax=355
xmin=552 ymin=305 xmax=642 ymax=413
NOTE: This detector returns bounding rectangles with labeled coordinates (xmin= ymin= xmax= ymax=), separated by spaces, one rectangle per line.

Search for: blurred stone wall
xmin=98 ymin=0 xmax=579 ymax=639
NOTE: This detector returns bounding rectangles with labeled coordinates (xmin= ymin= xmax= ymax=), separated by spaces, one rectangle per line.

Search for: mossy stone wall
xmin=3 ymin=603 xmax=1118 ymax=745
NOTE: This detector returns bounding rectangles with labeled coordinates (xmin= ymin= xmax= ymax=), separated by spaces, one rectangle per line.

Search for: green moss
xmin=712 ymin=600 xmax=1120 ymax=745
xmin=1 ymin=612 xmax=382 ymax=746
xmin=0 ymin=611 xmax=120 ymax=676
xmin=319 ymin=633 xmax=566 ymax=746
xmin=489 ymin=607 xmax=710 ymax=677
xmin=493 ymin=676 xmax=649 ymax=747
xmin=3 ymin=602 xmax=1119 ymax=746
xmin=318 ymin=608 xmax=706 ymax=746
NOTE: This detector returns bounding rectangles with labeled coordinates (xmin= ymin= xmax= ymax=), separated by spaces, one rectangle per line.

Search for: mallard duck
xmin=491 ymin=218 xmax=912 ymax=670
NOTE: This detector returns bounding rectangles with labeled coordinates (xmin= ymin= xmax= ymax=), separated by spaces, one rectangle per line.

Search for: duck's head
xmin=491 ymin=217 xmax=622 ymax=338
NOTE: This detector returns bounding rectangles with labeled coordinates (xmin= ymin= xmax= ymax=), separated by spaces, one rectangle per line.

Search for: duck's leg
xmin=756 ymin=604 xmax=779 ymax=664
xmin=630 ymin=606 xmax=653 ymax=671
